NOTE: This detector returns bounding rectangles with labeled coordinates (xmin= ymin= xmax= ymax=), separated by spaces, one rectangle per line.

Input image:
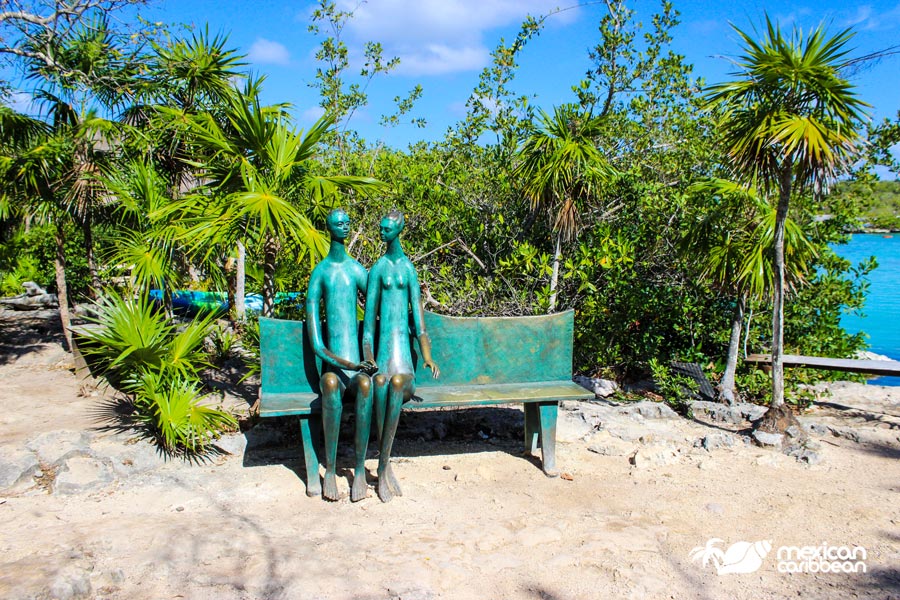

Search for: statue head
xmin=326 ymin=208 xmax=351 ymax=241
xmin=379 ymin=210 xmax=405 ymax=244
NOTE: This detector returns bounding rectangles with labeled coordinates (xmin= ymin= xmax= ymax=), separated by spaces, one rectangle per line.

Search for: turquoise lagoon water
xmin=833 ymin=233 xmax=900 ymax=386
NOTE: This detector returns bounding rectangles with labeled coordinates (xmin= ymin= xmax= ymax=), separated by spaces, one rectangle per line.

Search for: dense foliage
xmin=0 ymin=0 xmax=890 ymax=434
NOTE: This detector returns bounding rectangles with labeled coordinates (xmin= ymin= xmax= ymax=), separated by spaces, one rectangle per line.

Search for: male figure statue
xmin=306 ymin=208 xmax=375 ymax=502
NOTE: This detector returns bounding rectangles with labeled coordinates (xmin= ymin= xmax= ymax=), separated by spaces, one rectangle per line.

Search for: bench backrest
xmin=260 ymin=309 xmax=576 ymax=395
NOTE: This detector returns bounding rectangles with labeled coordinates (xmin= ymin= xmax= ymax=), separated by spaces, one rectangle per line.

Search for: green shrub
xmin=77 ymin=290 xmax=236 ymax=454
xmin=648 ymin=358 xmax=697 ymax=417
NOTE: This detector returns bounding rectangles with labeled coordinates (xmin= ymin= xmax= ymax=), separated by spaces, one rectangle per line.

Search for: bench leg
xmin=538 ymin=401 xmax=559 ymax=478
xmin=524 ymin=403 xmax=540 ymax=455
xmin=299 ymin=415 xmax=322 ymax=497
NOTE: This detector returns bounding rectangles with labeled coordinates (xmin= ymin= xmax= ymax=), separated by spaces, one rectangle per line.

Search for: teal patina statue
xmin=363 ymin=210 xmax=440 ymax=502
xmin=306 ymin=208 xmax=376 ymax=502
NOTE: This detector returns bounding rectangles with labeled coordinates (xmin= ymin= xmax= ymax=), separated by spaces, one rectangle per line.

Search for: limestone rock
xmin=630 ymin=445 xmax=679 ymax=469
xmin=0 ymin=447 xmax=40 ymax=490
xmin=26 ymin=430 xmax=90 ymax=465
xmin=214 ymin=432 xmax=248 ymax=457
xmin=621 ymin=401 xmax=678 ymax=421
xmin=752 ymin=430 xmax=784 ymax=447
xmin=54 ymin=456 xmax=114 ymax=495
xmin=574 ymin=375 xmax=620 ymax=398
xmin=700 ymin=432 xmax=737 ymax=451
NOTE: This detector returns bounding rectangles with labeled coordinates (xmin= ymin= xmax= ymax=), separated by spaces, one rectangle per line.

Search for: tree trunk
xmin=55 ymin=220 xmax=73 ymax=353
xmin=82 ymin=213 xmax=100 ymax=296
xmin=235 ymin=241 xmax=246 ymax=321
xmin=262 ymin=235 xmax=278 ymax=317
xmin=548 ymin=234 xmax=562 ymax=313
xmin=770 ymin=165 xmax=792 ymax=408
xmin=719 ymin=294 xmax=745 ymax=406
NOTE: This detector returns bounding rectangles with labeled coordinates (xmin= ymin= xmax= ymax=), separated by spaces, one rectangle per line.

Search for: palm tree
xmin=705 ymin=17 xmax=866 ymax=408
xmin=513 ymin=103 xmax=617 ymax=312
xmin=176 ymin=79 xmax=383 ymax=317
xmin=684 ymin=178 xmax=817 ymax=404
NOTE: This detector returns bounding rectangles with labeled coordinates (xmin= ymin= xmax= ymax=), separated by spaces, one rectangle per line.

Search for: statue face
xmin=379 ymin=216 xmax=403 ymax=243
xmin=326 ymin=211 xmax=351 ymax=241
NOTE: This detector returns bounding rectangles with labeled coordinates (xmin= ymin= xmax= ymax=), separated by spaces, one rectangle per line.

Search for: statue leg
xmin=373 ymin=374 xmax=388 ymax=443
xmin=320 ymin=372 xmax=344 ymax=501
xmin=351 ymin=373 xmax=372 ymax=502
xmin=377 ymin=373 xmax=413 ymax=503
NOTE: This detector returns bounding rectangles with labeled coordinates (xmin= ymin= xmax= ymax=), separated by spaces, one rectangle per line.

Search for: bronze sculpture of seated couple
xmin=305 ymin=208 xmax=439 ymax=503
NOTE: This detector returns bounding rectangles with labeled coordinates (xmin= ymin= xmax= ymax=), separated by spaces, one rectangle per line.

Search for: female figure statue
xmin=306 ymin=208 xmax=375 ymax=502
xmin=363 ymin=210 xmax=440 ymax=502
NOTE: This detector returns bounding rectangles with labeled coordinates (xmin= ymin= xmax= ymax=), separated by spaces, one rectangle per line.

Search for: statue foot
xmin=383 ymin=463 xmax=403 ymax=497
xmin=323 ymin=472 xmax=340 ymax=501
xmin=350 ymin=472 xmax=368 ymax=502
xmin=377 ymin=476 xmax=394 ymax=502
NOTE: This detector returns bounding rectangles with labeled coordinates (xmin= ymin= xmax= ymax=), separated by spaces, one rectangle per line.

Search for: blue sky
xmin=11 ymin=1 xmax=900 ymax=151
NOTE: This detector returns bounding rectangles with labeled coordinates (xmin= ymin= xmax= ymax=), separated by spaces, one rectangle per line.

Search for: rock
xmin=805 ymin=422 xmax=831 ymax=437
xmin=784 ymin=440 xmax=823 ymax=465
xmin=54 ymin=456 xmax=114 ymax=495
xmin=47 ymin=569 xmax=92 ymax=600
xmin=557 ymin=410 xmax=598 ymax=442
xmin=691 ymin=401 xmax=742 ymax=424
xmin=0 ymin=447 xmax=40 ymax=490
xmin=26 ymin=430 xmax=91 ymax=465
xmin=701 ymin=432 xmax=737 ymax=451
xmin=621 ymin=401 xmax=678 ymax=421
xmin=214 ymin=433 xmax=248 ymax=456
xmin=736 ymin=403 xmax=767 ymax=422
xmin=752 ymin=430 xmax=784 ymax=447
xmin=587 ymin=432 xmax=635 ymax=457
xmin=574 ymin=375 xmax=620 ymax=398
xmin=630 ymin=445 xmax=679 ymax=469
xmin=244 ymin=420 xmax=289 ymax=449
xmin=0 ymin=282 xmax=59 ymax=310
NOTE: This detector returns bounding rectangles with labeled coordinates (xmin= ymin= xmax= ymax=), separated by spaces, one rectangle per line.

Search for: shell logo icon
xmin=690 ymin=539 xmax=773 ymax=575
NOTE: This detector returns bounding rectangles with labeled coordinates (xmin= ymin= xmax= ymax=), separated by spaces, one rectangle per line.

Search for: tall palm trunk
xmin=81 ymin=212 xmax=100 ymax=295
xmin=719 ymin=294 xmax=745 ymax=406
xmin=55 ymin=220 xmax=73 ymax=353
xmin=548 ymin=234 xmax=562 ymax=313
xmin=235 ymin=241 xmax=246 ymax=321
xmin=771 ymin=165 xmax=792 ymax=407
xmin=262 ymin=235 xmax=278 ymax=317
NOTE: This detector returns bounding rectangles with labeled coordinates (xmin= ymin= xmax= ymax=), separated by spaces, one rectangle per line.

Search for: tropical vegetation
xmin=0 ymin=1 xmax=893 ymax=451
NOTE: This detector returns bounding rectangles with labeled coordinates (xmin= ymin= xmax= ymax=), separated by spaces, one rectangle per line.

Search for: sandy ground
xmin=0 ymin=310 xmax=898 ymax=600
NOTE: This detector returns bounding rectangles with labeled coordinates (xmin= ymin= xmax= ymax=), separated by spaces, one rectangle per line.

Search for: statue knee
xmin=321 ymin=372 xmax=340 ymax=395
xmin=374 ymin=374 xmax=388 ymax=387
xmin=390 ymin=374 xmax=407 ymax=391
xmin=356 ymin=374 xmax=371 ymax=394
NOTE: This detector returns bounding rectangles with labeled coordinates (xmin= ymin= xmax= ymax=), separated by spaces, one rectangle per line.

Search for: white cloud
xmin=328 ymin=0 xmax=578 ymax=76
xmin=248 ymin=38 xmax=291 ymax=65
xmin=301 ymin=105 xmax=326 ymax=122
xmin=841 ymin=3 xmax=900 ymax=30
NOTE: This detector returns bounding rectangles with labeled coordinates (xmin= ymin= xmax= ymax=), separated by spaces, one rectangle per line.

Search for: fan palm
xmin=684 ymin=178 xmax=817 ymax=404
xmin=705 ymin=17 xmax=867 ymax=406
xmin=513 ymin=104 xmax=617 ymax=312
xmin=173 ymin=79 xmax=384 ymax=316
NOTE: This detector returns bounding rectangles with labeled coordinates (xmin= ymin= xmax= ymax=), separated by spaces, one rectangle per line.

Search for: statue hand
xmin=425 ymin=360 xmax=440 ymax=379
xmin=357 ymin=360 xmax=378 ymax=375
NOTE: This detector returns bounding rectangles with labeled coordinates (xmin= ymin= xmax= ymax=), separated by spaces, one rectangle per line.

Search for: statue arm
xmin=362 ymin=266 xmax=380 ymax=365
xmin=306 ymin=273 xmax=365 ymax=372
xmin=409 ymin=266 xmax=439 ymax=379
